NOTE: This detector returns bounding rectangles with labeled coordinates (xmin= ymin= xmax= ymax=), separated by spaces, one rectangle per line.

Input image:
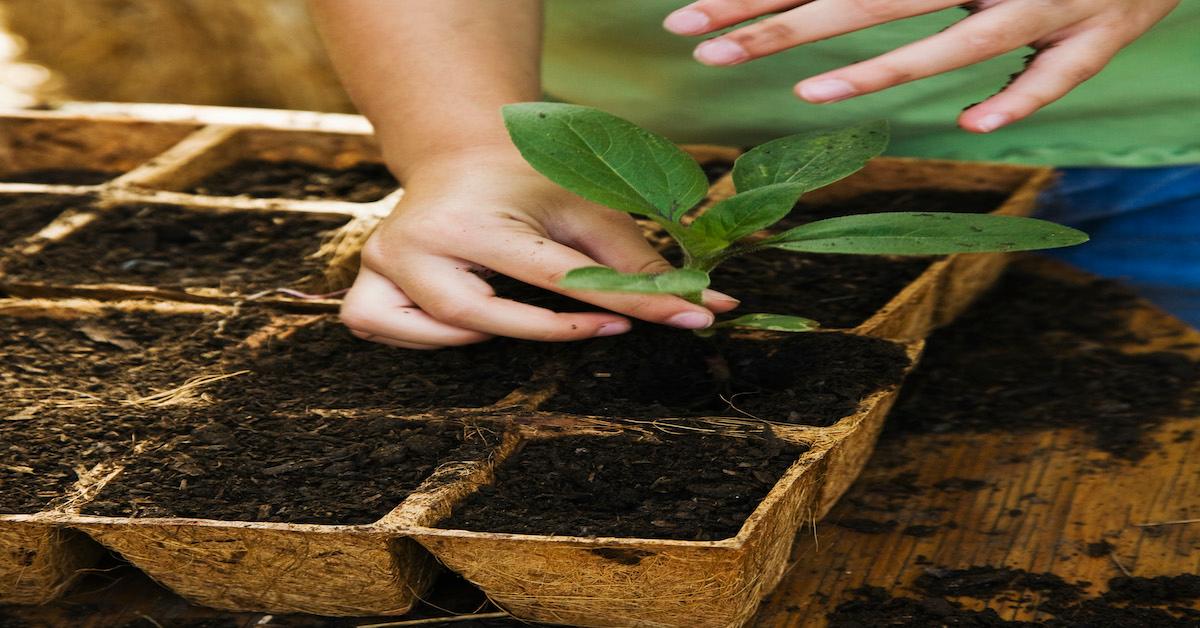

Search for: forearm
xmin=309 ymin=0 xmax=542 ymax=178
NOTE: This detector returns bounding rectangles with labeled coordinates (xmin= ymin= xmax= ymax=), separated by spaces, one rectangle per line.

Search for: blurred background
xmin=0 ymin=0 xmax=351 ymax=111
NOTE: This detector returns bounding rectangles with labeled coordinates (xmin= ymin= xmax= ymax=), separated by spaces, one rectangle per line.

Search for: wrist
xmin=389 ymin=141 xmax=532 ymax=184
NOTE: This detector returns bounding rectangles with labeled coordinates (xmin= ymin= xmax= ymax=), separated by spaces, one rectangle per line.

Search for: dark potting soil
xmin=887 ymin=266 xmax=1200 ymax=460
xmin=701 ymin=160 xmax=733 ymax=183
xmin=186 ymin=159 xmax=398 ymax=202
xmin=0 ymin=168 xmax=121 ymax=186
xmin=439 ymin=427 xmax=806 ymax=540
xmin=0 ymin=407 xmax=169 ymax=514
xmin=539 ymin=326 xmax=911 ymax=425
xmin=0 ymin=309 xmax=268 ymax=513
xmin=827 ymin=566 xmax=1200 ymax=627
xmin=775 ymin=188 xmax=1009 ymax=231
xmin=709 ymin=251 xmax=932 ymax=328
xmin=83 ymin=417 xmax=497 ymax=525
xmin=0 ymin=309 xmax=267 ymax=411
xmin=213 ymin=317 xmax=542 ymax=413
xmin=0 ymin=194 xmax=80 ymax=247
xmin=3 ymin=203 xmax=350 ymax=293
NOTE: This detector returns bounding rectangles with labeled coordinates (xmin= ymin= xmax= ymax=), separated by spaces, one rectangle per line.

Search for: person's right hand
xmin=339 ymin=145 xmax=739 ymax=350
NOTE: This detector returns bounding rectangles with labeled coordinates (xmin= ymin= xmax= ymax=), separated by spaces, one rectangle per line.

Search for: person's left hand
xmin=663 ymin=0 xmax=1181 ymax=133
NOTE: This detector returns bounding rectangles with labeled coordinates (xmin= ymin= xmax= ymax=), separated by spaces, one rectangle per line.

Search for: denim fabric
xmin=1036 ymin=166 xmax=1200 ymax=327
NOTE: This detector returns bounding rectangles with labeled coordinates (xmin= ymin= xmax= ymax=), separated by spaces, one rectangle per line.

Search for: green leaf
xmin=688 ymin=183 xmax=807 ymax=254
xmin=763 ymin=212 xmax=1090 ymax=255
xmin=503 ymin=103 xmax=708 ymax=222
xmin=713 ymin=313 xmax=820 ymax=332
xmin=559 ymin=266 xmax=710 ymax=295
xmin=732 ymin=120 xmax=889 ymax=193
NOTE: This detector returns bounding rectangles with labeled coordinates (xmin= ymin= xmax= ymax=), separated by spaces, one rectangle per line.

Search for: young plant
xmin=503 ymin=103 xmax=1088 ymax=332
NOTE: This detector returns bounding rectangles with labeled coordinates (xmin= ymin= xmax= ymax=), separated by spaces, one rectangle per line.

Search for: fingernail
xmin=798 ymin=79 xmax=856 ymax=103
xmin=702 ymin=289 xmax=740 ymax=306
xmin=595 ymin=320 xmax=631 ymax=337
xmin=694 ymin=39 xmax=748 ymax=65
xmin=663 ymin=8 xmax=710 ymax=35
xmin=976 ymin=113 xmax=1010 ymax=133
xmin=667 ymin=311 xmax=714 ymax=330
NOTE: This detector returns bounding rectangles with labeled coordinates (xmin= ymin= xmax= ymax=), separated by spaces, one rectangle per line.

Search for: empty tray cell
xmin=439 ymin=426 xmax=808 ymax=541
xmin=0 ymin=194 xmax=86 ymax=248
xmin=4 ymin=204 xmax=353 ymax=295
xmin=540 ymin=327 xmax=912 ymax=424
xmin=0 ymin=116 xmax=199 ymax=185
xmin=82 ymin=416 xmax=500 ymax=525
xmin=213 ymin=317 xmax=544 ymax=413
xmin=155 ymin=128 xmax=397 ymax=202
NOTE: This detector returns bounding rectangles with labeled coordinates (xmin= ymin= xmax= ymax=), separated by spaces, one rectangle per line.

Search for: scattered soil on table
xmin=440 ymin=426 xmax=806 ymax=540
xmin=540 ymin=326 xmax=911 ymax=425
xmin=213 ymin=317 xmax=542 ymax=413
xmin=1084 ymin=540 xmax=1116 ymax=558
xmin=827 ymin=566 xmax=1200 ymax=627
xmin=84 ymin=416 xmax=498 ymax=524
xmin=710 ymin=251 xmax=932 ymax=328
xmin=186 ymin=159 xmax=398 ymax=202
xmin=834 ymin=517 xmax=899 ymax=534
xmin=775 ymin=188 xmax=1009 ymax=231
xmin=888 ymin=265 xmax=1200 ymax=460
xmin=0 ymin=308 xmax=268 ymax=513
xmin=0 ymin=194 xmax=82 ymax=247
xmin=0 ymin=168 xmax=121 ymax=186
xmin=4 ymin=204 xmax=350 ymax=293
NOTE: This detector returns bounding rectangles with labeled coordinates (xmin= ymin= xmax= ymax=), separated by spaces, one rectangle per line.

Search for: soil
xmin=0 ymin=194 xmax=82 ymax=247
xmin=439 ymin=425 xmax=807 ymax=540
xmin=887 ymin=266 xmax=1200 ymax=460
xmin=0 ymin=308 xmax=268 ymax=514
xmin=3 ymin=203 xmax=350 ymax=294
xmin=539 ymin=326 xmax=911 ymax=425
xmin=827 ymin=565 xmax=1200 ymax=627
xmin=709 ymin=251 xmax=932 ymax=328
xmin=212 ymin=317 xmax=543 ymax=413
xmin=186 ymin=159 xmax=398 ymax=202
xmin=701 ymin=160 xmax=733 ymax=183
xmin=83 ymin=416 xmax=498 ymax=525
xmin=0 ymin=168 xmax=121 ymax=186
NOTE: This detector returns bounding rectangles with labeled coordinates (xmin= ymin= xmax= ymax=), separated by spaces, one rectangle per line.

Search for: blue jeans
xmin=1035 ymin=165 xmax=1200 ymax=328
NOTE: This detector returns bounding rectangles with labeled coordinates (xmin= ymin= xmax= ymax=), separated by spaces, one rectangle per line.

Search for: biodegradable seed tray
xmin=0 ymin=104 xmax=1056 ymax=624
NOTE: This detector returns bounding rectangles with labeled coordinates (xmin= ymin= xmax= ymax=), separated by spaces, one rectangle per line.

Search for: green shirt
xmin=543 ymin=1 xmax=1200 ymax=167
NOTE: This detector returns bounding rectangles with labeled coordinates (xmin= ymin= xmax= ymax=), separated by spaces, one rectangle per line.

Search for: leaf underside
xmin=714 ymin=313 xmax=820 ymax=332
xmin=764 ymin=212 xmax=1090 ymax=255
xmin=503 ymin=102 xmax=708 ymax=222
xmin=559 ymin=266 xmax=711 ymax=295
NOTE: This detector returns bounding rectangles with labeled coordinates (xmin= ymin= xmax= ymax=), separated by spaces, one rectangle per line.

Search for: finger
xmin=959 ymin=29 xmax=1125 ymax=133
xmin=664 ymin=0 xmax=806 ymax=36
xmin=340 ymin=267 xmax=493 ymax=348
xmin=795 ymin=0 xmax=1074 ymax=103
xmin=556 ymin=210 xmax=741 ymax=313
xmin=469 ymin=230 xmax=717 ymax=329
xmin=694 ymin=0 xmax=955 ymax=66
xmin=393 ymin=253 xmax=636 ymax=342
xmin=348 ymin=328 xmax=443 ymax=351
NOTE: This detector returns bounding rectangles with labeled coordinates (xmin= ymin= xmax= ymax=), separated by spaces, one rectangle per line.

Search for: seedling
xmin=503 ymin=103 xmax=1088 ymax=332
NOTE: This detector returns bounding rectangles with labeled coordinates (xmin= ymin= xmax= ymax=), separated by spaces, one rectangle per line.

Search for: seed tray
xmin=0 ymin=104 xmax=1056 ymax=625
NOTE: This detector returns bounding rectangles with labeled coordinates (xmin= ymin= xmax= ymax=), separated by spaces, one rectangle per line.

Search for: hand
xmin=663 ymin=0 xmax=1180 ymax=132
xmin=340 ymin=146 xmax=739 ymax=349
